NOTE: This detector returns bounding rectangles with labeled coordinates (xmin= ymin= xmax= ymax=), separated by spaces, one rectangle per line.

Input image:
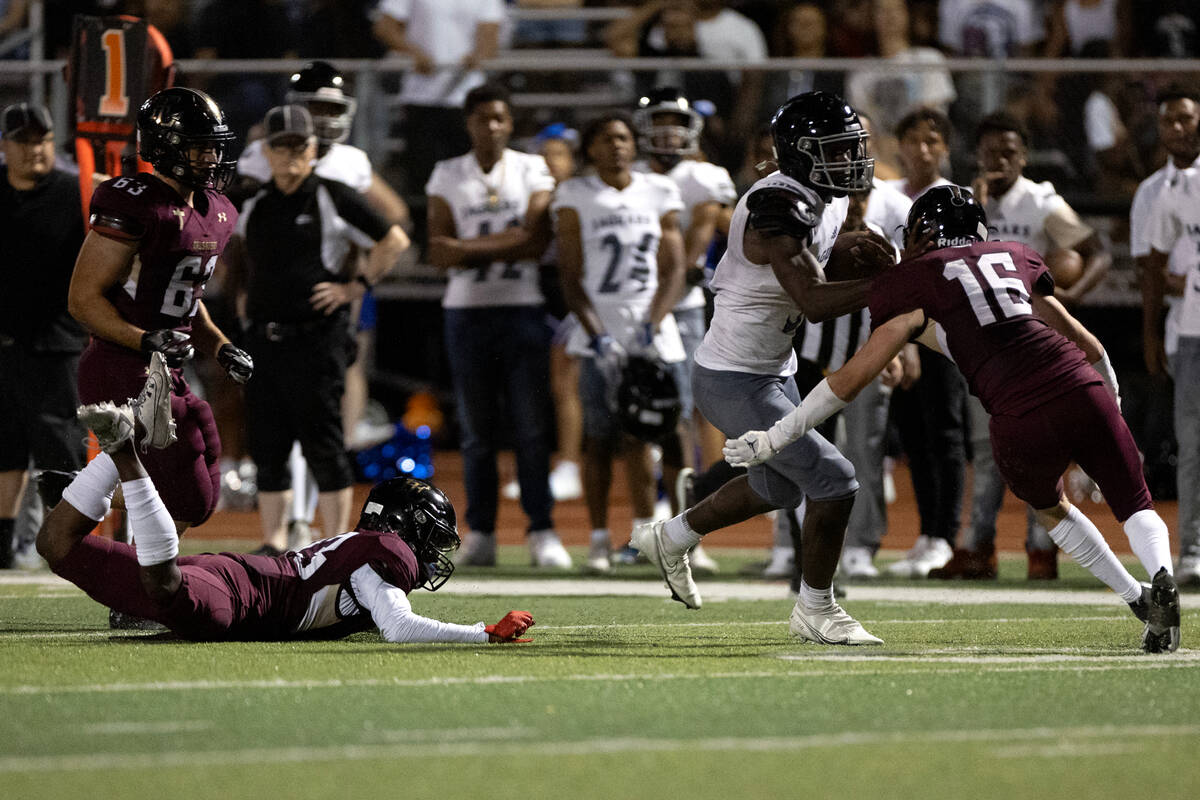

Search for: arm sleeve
xmin=350 ymin=565 xmax=488 ymax=644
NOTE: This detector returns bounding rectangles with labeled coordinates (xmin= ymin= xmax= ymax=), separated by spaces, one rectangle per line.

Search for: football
xmin=824 ymin=229 xmax=893 ymax=282
xmin=1046 ymin=248 xmax=1084 ymax=289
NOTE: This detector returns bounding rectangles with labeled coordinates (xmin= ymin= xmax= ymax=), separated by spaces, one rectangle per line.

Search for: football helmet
xmin=358 ymin=477 xmax=461 ymax=591
xmin=616 ymin=357 xmax=683 ymax=442
xmin=287 ymin=61 xmax=357 ymax=146
xmin=633 ymin=87 xmax=703 ymax=166
xmin=903 ymin=185 xmax=989 ymax=251
xmin=770 ymin=91 xmax=873 ymax=197
xmin=137 ymin=87 xmax=238 ymax=192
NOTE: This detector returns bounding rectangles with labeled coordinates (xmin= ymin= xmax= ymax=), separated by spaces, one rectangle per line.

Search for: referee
xmin=0 ymin=103 xmax=88 ymax=567
xmin=231 ymin=105 xmax=410 ymax=555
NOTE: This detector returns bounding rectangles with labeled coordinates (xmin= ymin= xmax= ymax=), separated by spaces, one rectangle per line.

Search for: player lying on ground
xmin=35 ymin=360 xmax=534 ymax=644
xmin=724 ymin=186 xmax=1181 ymax=653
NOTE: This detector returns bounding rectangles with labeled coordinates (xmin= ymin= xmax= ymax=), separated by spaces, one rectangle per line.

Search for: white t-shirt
xmin=237 ymin=140 xmax=373 ymax=194
xmin=864 ymin=177 xmax=912 ymax=251
xmin=1146 ymin=163 xmax=1200 ymax=339
xmin=665 ymin=159 xmax=737 ymax=311
xmin=984 ymin=175 xmax=1092 ymax=255
xmin=1131 ymin=159 xmax=1194 ymax=354
xmin=695 ymin=172 xmax=849 ymax=377
xmin=378 ymin=0 xmax=505 ymax=106
xmin=887 ymin=175 xmax=954 ymax=202
xmin=552 ymin=172 xmax=686 ymax=361
xmin=845 ymin=48 xmax=956 ymax=138
xmin=1084 ymin=91 xmax=1125 ymax=153
xmin=938 ymin=0 xmax=1044 ymax=57
xmin=426 ymin=148 xmax=555 ymax=309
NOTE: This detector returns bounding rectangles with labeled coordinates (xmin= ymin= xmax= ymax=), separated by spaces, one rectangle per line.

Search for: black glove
xmin=140 ymin=329 xmax=195 ymax=367
xmin=218 ymin=343 xmax=254 ymax=384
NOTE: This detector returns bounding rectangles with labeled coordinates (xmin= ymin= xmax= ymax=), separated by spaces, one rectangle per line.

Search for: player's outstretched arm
xmin=724 ymin=310 xmax=924 ymax=468
xmin=1031 ymin=293 xmax=1119 ymax=404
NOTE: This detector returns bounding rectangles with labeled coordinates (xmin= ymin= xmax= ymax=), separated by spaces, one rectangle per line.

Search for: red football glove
xmin=486 ymin=610 xmax=535 ymax=643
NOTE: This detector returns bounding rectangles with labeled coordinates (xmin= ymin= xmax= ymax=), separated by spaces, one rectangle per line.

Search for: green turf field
xmin=2 ymin=546 xmax=1198 ymax=800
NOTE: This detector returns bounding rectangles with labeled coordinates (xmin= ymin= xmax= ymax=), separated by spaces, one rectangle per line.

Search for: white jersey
xmin=552 ymin=171 xmax=686 ymax=361
xmin=1131 ymin=158 xmax=1196 ymax=355
xmin=985 ymin=175 xmax=1092 ymax=254
xmin=237 ymin=140 xmax=373 ymax=194
xmin=1146 ymin=161 xmax=1200 ymax=339
xmin=695 ymin=172 xmax=849 ymax=377
xmin=427 ymin=148 xmax=555 ymax=309
xmin=665 ymin=159 xmax=737 ymax=311
xmin=864 ymin=176 xmax=912 ymax=251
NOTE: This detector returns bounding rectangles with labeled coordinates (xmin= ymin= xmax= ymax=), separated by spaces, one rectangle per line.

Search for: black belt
xmin=250 ymin=318 xmax=332 ymax=342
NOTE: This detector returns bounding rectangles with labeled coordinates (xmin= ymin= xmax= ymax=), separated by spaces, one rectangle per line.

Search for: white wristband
xmin=1091 ymin=351 xmax=1119 ymax=399
xmin=766 ymin=378 xmax=848 ymax=451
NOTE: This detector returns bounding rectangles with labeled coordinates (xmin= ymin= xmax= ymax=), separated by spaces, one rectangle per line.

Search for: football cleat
xmin=632 ymin=520 xmax=701 ymax=609
xmin=529 ymin=530 xmax=572 ymax=569
xmin=585 ymin=532 xmax=612 ymax=573
xmin=77 ymin=402 xmax=136 ymax=454
xmin=1142 ymin=567 xmax=1181 ymax=654
xmin=789 ymin=600 xmax=883 ymax=645
xmin=887 ymin=535 xmax=952 ymax=578
xmin=838 ymin=545 xmax=879 ymax=579
xmin=689 ymin=543 xmax=719 ymax=575
xmin=455 ymin=531 xmax=497 ymax=567
xmin=132 ymin=351 xmax=177 ymax=451
xmin=1129 ymin=583 xmax=1151 ymax=623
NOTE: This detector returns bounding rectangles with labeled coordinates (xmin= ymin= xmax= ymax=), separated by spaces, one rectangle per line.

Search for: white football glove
xmin=723 ymin=430 xmax=779 ymax=468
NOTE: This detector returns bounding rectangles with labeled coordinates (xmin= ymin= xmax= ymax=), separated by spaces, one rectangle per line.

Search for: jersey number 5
xmin=943 ymin=251 xmax=1031 ymax=326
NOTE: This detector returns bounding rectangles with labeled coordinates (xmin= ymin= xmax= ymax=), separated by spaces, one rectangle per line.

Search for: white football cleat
xmin=839 ymin=546 xmax=879 ymax=579
xmin=789 ymin=600 xmax=883 ymax=645
xmin=455 ymin=531 xmax=496 ymax=567
xmin=632 ymin=520 xmax=701 ymax=609
xmin=585 ymin=532 xmax=611 ymax=573
xmin=529 ymin=529 xmax=572 ymax=569
xmin=887 ymin=535 xmax=952 ymax=578
xmin=1176 ymin=555 xmax=1200 ymax=588
xmin=689 ymin=543 xmax=719 ymax=575
xmin=77 ymin=402 xmax=136 ymax=454
xmin=132 ymin=350 xmax=177 ymax=451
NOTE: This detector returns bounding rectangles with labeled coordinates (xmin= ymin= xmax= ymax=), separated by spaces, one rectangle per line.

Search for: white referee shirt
xmin=1146 ymin=161 xmax=1200 ymax=339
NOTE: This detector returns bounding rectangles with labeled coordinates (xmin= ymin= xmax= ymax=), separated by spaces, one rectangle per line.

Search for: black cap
xmin=263 ymin=104 xmax=314 ymax=144
xmin=2 ymin=103 xmax=52 ymax=140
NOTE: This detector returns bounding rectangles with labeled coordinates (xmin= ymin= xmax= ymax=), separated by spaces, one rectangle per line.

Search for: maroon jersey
xmin=53 ymin=529 xmax=423 ymax=641
xmin=88 ymin=173 xmax=236 ymax=339
xmin=869 ymin=241 xmax=1100 ymax=417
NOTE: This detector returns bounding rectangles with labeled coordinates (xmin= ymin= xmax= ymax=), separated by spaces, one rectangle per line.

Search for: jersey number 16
xmin=943 ymin=251 xmax=1032 ymax=326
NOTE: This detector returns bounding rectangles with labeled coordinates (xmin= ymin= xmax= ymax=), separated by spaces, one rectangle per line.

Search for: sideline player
xmin=35 ymin=383 xmax=534 ymax=644
xmin=553 ymin=112 xmax=687 ymax=573
xmin=425 ymin=83 xmax=570 ymax=569
xmin=632 ymin=91 xmax=892 ymax=646
xmin=725 ymin=186 xmax=1180 ymax=653
xmin=631 ymin=87 xmax=736 ymax=574
xmin=67 ymin=87 xmax=253 ymax=529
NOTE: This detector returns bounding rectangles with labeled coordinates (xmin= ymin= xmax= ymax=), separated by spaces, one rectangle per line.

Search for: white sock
xmin=590 ymin=528 xmax=610 ymax=547
xmin=121 ymin=477 xmax=178 ymax=566
xmin=663 ymin=512 xmax=702 ymax=553
xmin=799 ymin=578 xmax=835 ymax=612
xmin=1047 ymin=506 xmax=1141 ymax=602
xmin=60 ymin=453 xmax=118 ymax=521
xmin=1123 ymin=509 xmax=1173 ymax=578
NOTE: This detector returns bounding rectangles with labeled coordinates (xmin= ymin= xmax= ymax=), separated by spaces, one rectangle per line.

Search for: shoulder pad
xmin=746 ymin=186 xmax=824 ymax=240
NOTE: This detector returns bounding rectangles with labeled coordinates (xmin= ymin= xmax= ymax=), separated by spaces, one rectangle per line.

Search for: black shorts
xmin=0 ymin=345 xmax=86 ymax=472
xmin=244 ymin=320 xmax=355 ymax=493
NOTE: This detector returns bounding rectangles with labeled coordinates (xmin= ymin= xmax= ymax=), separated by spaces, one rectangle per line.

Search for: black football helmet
xmin=137 ymin=87 xmax=238 ymax=192
xmin=633 ymin=87 xmax=703 ymax=166
xmin=357 ymin=477 xmax=460 ymax=591
xmin=770 ymin=91 xmax=873 ymax=197
xmin=903 ymin=185 xmax=989 ymax=251
xmin=287 ymin=61 xmax=357 ymax=146
xmin=616 ymin=356 xmax=683 ymax=442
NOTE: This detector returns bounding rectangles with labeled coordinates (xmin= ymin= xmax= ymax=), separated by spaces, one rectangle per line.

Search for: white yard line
xmin=3 ymin=652 xmax=1197 ymax=697
xmin=0 ymin=572 xmax=1145 ymax=607
xmin=1 ymin=724 xmax=1197 ymax=773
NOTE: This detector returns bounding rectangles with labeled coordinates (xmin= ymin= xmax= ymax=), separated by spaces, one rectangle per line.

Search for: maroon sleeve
xmin=1019 ymin=244 xmax=1055 ymax=297
xmin=88 ymin=176 xmax=158 ymax=241
xmin=363 ymin=533 xmax=422 ymax=593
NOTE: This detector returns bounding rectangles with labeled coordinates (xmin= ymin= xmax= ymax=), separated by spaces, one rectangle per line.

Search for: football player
xmin=552 ymin=112 xmax=687 ymax=573
xmin=630 ymin=87 xmax=737 ymax=574
xmin=725 ymin=186 xmax=1180 ymax=653
xmin=34 ymin=376 xmax=535 ymax=644
xmin=631 ymin=91 xmax=891 ymax=646
xmin=68 ymin=87 xmax=253 ymax=529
